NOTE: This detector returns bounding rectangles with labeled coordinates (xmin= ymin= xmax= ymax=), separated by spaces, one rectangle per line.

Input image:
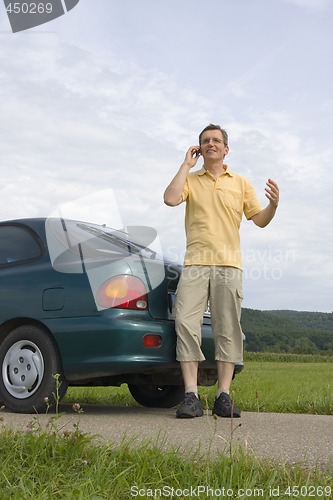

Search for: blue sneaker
xmin=176 ymin=392 xmax=203 ymax=418
xmin=212 ymin=392 xmax=241 ymax=418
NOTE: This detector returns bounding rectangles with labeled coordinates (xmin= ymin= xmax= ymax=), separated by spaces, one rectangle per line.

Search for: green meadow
xmin=64 ymin=352 xmax=333 ymax=415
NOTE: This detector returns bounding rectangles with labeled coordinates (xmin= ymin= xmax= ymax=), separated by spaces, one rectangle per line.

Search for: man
xmin=164 ymin=124 xmax=279 ymax=418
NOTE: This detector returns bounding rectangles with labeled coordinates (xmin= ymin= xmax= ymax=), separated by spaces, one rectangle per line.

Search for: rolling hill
xmin=241 ymin=309 xmax=333 ymax=354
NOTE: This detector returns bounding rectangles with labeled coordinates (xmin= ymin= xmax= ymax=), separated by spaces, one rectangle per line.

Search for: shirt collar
xmin=197 ymin=164 xmax=234 ymax=177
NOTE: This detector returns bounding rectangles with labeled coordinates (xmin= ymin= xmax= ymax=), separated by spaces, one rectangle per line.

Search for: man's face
xmin=200 ymin=129 xmax=229 ymax=162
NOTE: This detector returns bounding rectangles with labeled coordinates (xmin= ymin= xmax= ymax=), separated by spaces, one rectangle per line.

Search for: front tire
xmin=0 ymin=325 xmax=68 ymax=413
xmin=128 ymin=383 xmax=184 ymax=408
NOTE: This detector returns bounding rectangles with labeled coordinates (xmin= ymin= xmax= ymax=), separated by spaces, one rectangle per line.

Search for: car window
xmin=46 ymin=218 xmax=160 ymax=276
xmin=76 ymin=223 xmax=157 ymax=259
xmin=46 ymin=219 xmax=156 ymax=263
xmin=0 ymin=225 xmax=42 ymax=266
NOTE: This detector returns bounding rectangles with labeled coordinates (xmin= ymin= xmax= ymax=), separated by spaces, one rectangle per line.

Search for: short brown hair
xmin=199 ymin=124 xmax=228 ymax=146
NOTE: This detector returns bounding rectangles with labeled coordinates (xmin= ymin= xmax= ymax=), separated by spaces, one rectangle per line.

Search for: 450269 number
xmin=284 ymin=485 xmax=332 ymax=497
xmin=5 ymin=3 xmax=53 ymax=14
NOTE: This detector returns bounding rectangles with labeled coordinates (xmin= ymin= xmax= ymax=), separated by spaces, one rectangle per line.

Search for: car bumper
xmin=44 ymin=311 xmax=216 ymax=382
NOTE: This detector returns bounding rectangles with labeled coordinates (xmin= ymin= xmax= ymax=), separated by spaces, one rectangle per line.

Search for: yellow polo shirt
xmin=181 ymin=165 xmax=263 ymax=269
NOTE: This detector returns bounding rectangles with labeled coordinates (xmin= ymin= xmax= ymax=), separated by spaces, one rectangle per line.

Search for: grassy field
xmin=1 ymin=354 xmax=332 ymax=499
xmin=63 ymin=353 xmax=333 ymax=415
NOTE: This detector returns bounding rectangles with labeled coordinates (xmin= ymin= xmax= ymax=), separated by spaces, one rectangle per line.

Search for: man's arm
xmin=251 ymin=178 xmax=279 ymax=228
xmin=163 ymin=146 xmax=201 ymax=206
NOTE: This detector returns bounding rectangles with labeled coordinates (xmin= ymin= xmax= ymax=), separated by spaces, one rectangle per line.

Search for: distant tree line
xmin=241 ymin=308 xmax=333 ymax=355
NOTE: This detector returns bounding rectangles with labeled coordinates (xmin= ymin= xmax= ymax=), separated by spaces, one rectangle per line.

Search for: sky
xmin=0 ymin=0 xmax=333 ymax=313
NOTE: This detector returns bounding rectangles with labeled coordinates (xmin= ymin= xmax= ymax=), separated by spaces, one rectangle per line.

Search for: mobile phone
xmin=195 ymin=148 xmax=201 ymax=157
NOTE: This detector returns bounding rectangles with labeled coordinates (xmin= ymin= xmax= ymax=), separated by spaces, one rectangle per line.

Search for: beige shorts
xmin=173 ymin=265 xmax=243 ymax=363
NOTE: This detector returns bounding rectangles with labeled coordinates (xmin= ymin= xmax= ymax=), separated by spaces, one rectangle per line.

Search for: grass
xmin=1 ymin=354 xmax=333 ymax=499
xmin=0 ymin=424 xmax=332 ymax=499
xmin=230 ymin=361 xmax=333 ymax=415
xmin=63 ymin=353 xmax=333 ymax=415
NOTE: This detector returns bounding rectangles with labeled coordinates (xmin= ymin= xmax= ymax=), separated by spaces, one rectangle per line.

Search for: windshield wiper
xmin=76 ymin=223 xmax=156 ymax=259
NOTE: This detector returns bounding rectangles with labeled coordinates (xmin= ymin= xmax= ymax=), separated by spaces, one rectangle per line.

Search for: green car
xmin=0 ymin=218 xmax=242 ymax=413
